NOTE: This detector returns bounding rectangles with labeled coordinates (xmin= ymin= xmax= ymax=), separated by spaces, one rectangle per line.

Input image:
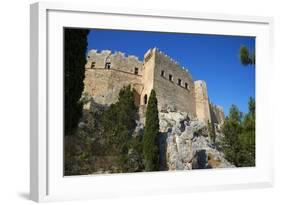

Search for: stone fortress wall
xmin=210 ymin=103 xmax=225 ymax=125
xmin=84 ymin=50 xmax=144 ymax=106
xmin=143 ymin=48 xmax=197 ymax=117
xmin=84 ymin=48 xmax=225 ymax=125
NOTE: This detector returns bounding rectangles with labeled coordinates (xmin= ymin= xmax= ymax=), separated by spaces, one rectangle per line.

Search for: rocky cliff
xmin=75 ymin=98 xmax=234 ymax=174
xmin=158 ymin=109 xmax=234 ymax=170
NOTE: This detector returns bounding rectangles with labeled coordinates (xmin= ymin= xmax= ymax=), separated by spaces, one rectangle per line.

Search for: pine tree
xmin=221 ymin=105 xmax=242 ymax=166
xmin=239 ymin=45 xmax=255 ymax=66
xmin=143 ymin=90 xmax=160 ymax=171
xmin=238 ymin=97 xmax=255 ymax=166
xmin=222 ymin=98 xmax=255 ymax=167
xmin=101 ymin=86 xmax=138 ymax=171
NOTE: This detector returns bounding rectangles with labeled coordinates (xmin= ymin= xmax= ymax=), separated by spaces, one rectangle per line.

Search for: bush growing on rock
xmin=64 ymin=109 xmax=102 ymax=175
xmin=65 ymin=86 xmax=144 ymax=174
xmin=208 ymin=121 xmax=216 ymax=143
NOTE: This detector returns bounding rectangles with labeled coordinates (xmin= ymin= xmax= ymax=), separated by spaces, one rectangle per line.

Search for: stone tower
xmin=140 ymin=48 xmax=197 ymax=118
xmin=194 ymin=80 xmax=212 ymax=124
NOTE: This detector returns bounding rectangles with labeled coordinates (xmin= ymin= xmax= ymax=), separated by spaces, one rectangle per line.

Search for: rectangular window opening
xmin=134 ymin=67 xmax=139 ymax=75
xmin=169 ymin=74 xmax=173 ymax=82
xmin=105 ymin=62 xmax=111 ymax=69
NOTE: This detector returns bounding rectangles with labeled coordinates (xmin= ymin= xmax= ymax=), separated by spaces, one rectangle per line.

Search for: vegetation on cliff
xmin=143 ymin=90 xmax=160 ymax=171
xmin=64 ymin=100 xmax=104 ymax=175
xmin=101 ymin=86 xmax=143 ymax=172
xmin=64 ymin=86 xmax=144 ymax=175
xmin=208 ymin=121 xmax=216 ymax=143
xmin=221 ymin=97 xmax=255 ymax=167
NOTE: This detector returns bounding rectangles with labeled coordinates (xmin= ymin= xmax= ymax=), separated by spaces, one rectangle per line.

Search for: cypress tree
xmin=143 ymin=90 xmax=160 ymax=171
xmin=64 ymin=28 xmax=89 ymax=135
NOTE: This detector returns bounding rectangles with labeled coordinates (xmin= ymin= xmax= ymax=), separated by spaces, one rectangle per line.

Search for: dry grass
xmin=208 ymin=153 xmax=221 ymax=168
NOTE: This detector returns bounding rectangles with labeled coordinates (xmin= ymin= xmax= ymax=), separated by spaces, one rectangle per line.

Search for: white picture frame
xmin=30 ymin=2 xmax=274 ymax=202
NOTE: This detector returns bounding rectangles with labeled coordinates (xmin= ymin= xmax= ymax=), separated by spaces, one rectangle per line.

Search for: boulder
xmin=133 ymin=120 xmax=144 ymax=137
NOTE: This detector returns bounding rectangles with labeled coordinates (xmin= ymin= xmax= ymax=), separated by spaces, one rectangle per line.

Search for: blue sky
xmin=87 ymin=29 xmax=255 ymax=116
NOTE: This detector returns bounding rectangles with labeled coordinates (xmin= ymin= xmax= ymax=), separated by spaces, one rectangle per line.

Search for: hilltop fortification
xmin=84 ymin=48 xmax=224 ymax=125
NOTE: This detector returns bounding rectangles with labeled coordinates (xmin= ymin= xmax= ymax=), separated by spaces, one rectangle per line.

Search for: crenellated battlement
xmin=153 ymin=48 xmax=190 ymax=74
xmin=88 ymin=49 xmax=140 ymax=62
xmin=86 ymin=49 xmax=143 ymax=77
xmin=210 ymin=103 xmax=224 ymax=112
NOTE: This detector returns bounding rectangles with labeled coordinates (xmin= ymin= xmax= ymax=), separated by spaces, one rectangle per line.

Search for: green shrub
xmin=221 ymin=97 xmax=255 ymax=167
xmin=101 ymin=86 xmax=139 ymax=172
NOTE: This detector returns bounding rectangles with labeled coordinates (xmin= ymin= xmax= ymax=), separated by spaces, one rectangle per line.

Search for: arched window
xmin=144 ymin=94 xmax=148 ymax=105
xmin=105 ymin=57 xmax=111 ymax=69
xmin=91 ymin=62 xmax=95 ymax=69
xmin=161 ymin=70 xmax=165 ymax=77
xmin=178 ymin=79 xmax=182 ymax=86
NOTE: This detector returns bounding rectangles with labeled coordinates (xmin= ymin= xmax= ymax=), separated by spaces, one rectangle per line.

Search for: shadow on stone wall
xmin=192 ymin=149 xmax=211 ymax=169
xmin=158 ymin=131 xmax=170 ymax=171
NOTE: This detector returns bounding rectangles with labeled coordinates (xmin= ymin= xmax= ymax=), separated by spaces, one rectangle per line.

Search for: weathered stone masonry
xmin=84 ymin=48 xmax=225 ymax=125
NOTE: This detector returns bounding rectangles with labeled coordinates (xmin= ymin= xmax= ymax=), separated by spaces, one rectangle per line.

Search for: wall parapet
xmin=154 ymin=48 xmax=191 ymax=76
xmin=88 ymin=49 xmax=140 ymax=61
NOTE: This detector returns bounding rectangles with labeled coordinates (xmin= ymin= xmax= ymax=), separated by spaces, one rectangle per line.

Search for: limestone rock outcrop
xmin=159 ymin=110 xmax=234 ymax=170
